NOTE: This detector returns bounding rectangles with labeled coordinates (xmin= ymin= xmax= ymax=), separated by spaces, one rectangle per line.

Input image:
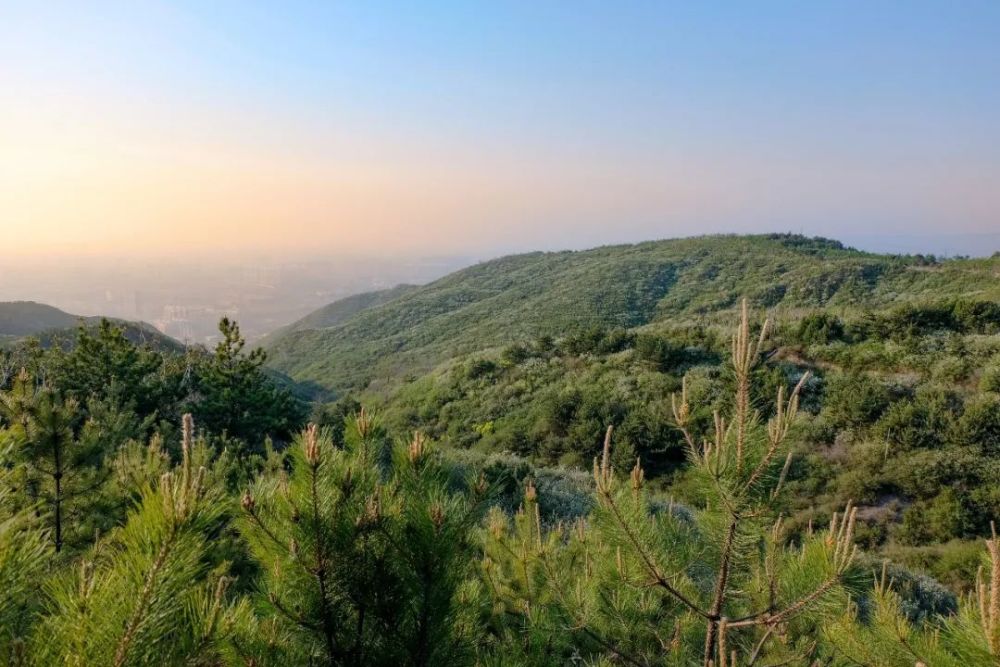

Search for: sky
xmin=2 ymin=1 xmax=1000 ymax=260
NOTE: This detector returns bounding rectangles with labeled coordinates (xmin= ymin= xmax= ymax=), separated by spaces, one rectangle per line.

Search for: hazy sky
xmin=2 ymin=1 xmax=999 ymax=260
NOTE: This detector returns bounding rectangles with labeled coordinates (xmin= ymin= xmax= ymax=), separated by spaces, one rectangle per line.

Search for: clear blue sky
xmin=2 ymin=1 xmax=999 ymax=257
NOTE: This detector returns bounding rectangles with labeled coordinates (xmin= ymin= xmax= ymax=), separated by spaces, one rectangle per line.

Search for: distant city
xmin=0 ymin=254 xmax=469 ymax=344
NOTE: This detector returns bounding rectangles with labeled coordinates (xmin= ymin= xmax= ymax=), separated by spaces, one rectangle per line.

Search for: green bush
xmin=981 ymin=360 xmax=1000 ymax=393
xmin=823 ymin=372 xmax=891 ymax=428
xmin=955 ymin=394 xmax=1000 ymax=455
xmin=796 ymin=311 xmax=846 ymax=344
xmin=895 ymin=489 xmax=968 ymax=545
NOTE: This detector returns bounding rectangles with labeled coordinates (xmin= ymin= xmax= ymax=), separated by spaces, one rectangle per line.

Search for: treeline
xmin=0 ymin=317 xmax=304 ymax=556
xmin=796 ymin=298 xmax=1000 ymax=345
xmin=2 ymin=305 xmax=999 ymax=665
xmin=1 ymin=317 xmax=304 ymax=448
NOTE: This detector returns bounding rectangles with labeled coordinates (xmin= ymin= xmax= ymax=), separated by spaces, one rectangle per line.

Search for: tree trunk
xmin=53 ymin=445 xmax=64 ymax=552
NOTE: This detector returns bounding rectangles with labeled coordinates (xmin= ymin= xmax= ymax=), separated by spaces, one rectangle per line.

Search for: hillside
xmin=29 ymin=320 xmax=185 ymax=353
xmin=5 ymin=240 xmax=1000 ymax=662
xmin=0 ymin=301 xmax=81 ymax=339
xmin=270 ymin=235 xmax=1000 ymax=590
xmin=0 ymin=301 xmax=183 ymax=352
xmin=265 ymin=234 xmax=1000 ymax=394
xmin=259 ymin=283 xmax=418 ymax=343
xmin=3 ymin=286 xmax=993 ymax=665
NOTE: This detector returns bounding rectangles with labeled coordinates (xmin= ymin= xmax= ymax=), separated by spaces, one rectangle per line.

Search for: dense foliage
xmin=2 ymin=301 xmax=1000 ymax=665
xmin=261 ymin=236 xmax=1000 ymax=586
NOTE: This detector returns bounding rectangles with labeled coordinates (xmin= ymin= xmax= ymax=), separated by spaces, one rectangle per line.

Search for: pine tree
xmin=50 ymin=319 xmax=181 ymax=423
xmin=0 ymin=370 xmax=104 ymax=553
xmin=482 ymin=300 xmax=859 ymax=665
xmin=32 ymin=414 xmax=239 ymax=666
xmin=825 ymin=525 xmax=1000 ymax=665
xmin=0 ymin=434 xmax=48 ymax=663
xmin=191 ymin=317 xmax=304 ymax=450
xmin=238 ymin=410 xmax=487 ymax=666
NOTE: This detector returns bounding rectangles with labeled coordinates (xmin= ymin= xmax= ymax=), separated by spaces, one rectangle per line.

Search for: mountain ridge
xmin=264 ymin=234 xmax=1000 ymax=395
xmin=259 ymin=283 xmax=419 ymax=343
xmin=0 ymin=301 xmax=81 ymax=338
xmin=0 ymin=300 xmax=183 ymax=351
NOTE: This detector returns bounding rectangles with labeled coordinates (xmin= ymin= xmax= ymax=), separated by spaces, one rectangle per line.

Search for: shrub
xmin=496 ymin=344 xmax=526 ymax=367
xmin=823 ymin=372 xmax=891 ymax=428
xmin=873 ymin=388 xmax=956 ymax=452
xmin=465 ymin=357 xmax=498 ymax=379
xmin=981 ymin=359 xmax=1000 ymax=393
xmin=796 ymin=311 xmax=846 ymax=344
xmin=955 ymin=394 xmax=1000 ymax=455
xmin=895 ymin=489 xmax=968 ymax=545
xmin=634 ymin=333 xmax=685 ymax=371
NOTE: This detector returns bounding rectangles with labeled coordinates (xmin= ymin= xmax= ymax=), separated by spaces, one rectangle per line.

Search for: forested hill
xmin=265 ymin=234 xmax=1000 ymax=393
xmin=0 ymin=300 xmax=182 ymax=351
xmin=0 ymin=301 xmax=80 ymax=338
xmin=259 ymin=283 xmax=418 ymax=343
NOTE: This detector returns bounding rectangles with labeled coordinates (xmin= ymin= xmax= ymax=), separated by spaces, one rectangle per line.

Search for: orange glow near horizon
xmin=0 ymin=102 xmax=717 ymax=258
xmin=6 ymin=117 xmax=999 ymax=260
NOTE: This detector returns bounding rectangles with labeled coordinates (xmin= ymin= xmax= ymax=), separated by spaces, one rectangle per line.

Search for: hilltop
xmin=0 ymin=301 xmax=81 ymax=339
xmin=265 ymin=234 xmax=1000 ymax=394
xmin=0 ymin=301 xmax=183 ymax=352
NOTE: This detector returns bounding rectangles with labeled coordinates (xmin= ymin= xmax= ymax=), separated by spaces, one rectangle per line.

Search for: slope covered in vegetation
xmin=0 ymin=300 xmax=182 ymax=351
xmin=358 ymin=296 xmax=1000 ymax=589
xmin=260 ymin=283 xmax=419 ymax=343
xmin=2 ymin=303 xmax=999 ymax=665
xmin=265 ymin=234 xmax=1000 ymax=395
xmin=0 ymin=301 xmax=81 ymax=338
xmin=265 ymin=235 xmax=1000 ymax=589
xmin=3 ymin=236 xmax=1000 ymax=664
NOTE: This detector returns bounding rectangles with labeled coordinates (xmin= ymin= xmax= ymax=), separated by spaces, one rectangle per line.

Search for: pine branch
xmin=597 ymin=483 xmax=710 ymax=620
xmin=304 ymin=427 xmax=341 ymax=665
xmin=112 ymin=508 xmax=179 ymax=666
